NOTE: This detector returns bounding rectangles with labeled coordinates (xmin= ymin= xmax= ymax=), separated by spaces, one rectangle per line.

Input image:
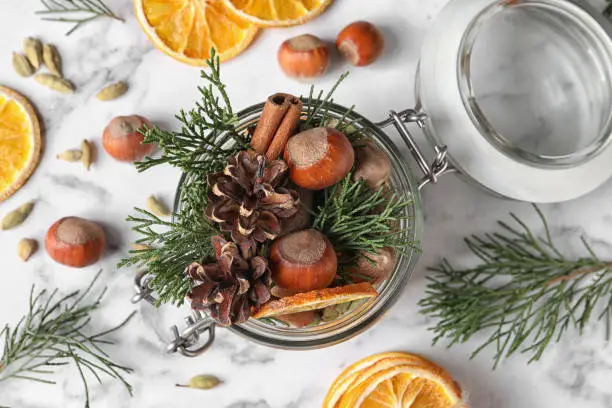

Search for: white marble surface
xmin=1 ymin=0 xmax=612 ymax=407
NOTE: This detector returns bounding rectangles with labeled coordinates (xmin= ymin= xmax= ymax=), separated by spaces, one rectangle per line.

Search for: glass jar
xmin=133 ymin=0 xmax=612 ymax=356
xmin=133 ymin=102 xmax=433 ymax=356
xmin=418 ymin=0 xmax=612 ymax=202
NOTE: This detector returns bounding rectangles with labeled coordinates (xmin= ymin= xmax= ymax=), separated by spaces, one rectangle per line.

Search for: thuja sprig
xmin=0 ymin=272 xmax=135 ymax=407
xmin=119 ymin=207 xmax=220 ymax=306
xmin=36 ymin=0 xmax=124 ymax=35
xmin=419 ymin=205 xmax=612 ymax=368
xmin=302 ymin=72 xmax=350 ymax=128
xmin=122 ymin=49 xmax=246 ymax=305
xmin=313 ymin=173 xmax=417 ymax=264
xmin=136 ymin=49 xmax=247 ymax=176
xmin=300 ymin=73 xmax=368 ymax=144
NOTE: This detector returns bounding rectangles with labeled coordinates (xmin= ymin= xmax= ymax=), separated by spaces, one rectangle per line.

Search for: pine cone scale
xmin=194 ymin=151 xmax=297 ymax=324
xmin=189 ymin=282 xmax=217 ymax=309
xmin=205 ymin=150 xmax=298 ymax=243
xmin=187 ymin=235 xmax=273 ymax=325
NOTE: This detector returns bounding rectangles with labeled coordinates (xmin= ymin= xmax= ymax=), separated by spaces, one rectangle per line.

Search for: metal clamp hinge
xmin=132 ymin=271 xmax=157 ymax=305
xmin=132 ymin=272 xmax=216 ymax=358
xmin=376 ymin=109 xmax=451 ymax=189
xmin=166 ymin=312 xmax=216 ymax=357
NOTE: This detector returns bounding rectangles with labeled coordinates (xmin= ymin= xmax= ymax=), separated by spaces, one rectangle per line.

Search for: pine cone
xmin=206 ymin=150 xmax=299 ymax=243
xmin=186 ymin=235 xmax=272 ymax=326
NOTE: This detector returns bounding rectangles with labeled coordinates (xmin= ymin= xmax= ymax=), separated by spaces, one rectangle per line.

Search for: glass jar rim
xmin=457 ymin=0 xmax=612 ymax=168
xmin=173 ymin=100 xmax=424 ymax=350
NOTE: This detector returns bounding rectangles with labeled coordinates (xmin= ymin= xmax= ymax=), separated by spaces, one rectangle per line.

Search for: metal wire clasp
xmin=166 ymin=312 xmax=216 ymax=357
xmin=132 ymin=272 xmax=216 ymax=358
xmin=132 ymin=271 xmax=158 ymax=305
xmin=376 ymin=109 xmax=451 ymax=189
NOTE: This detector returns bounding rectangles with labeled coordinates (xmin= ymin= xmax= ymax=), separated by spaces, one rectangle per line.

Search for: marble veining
xmin=2 ymin=0 xmax=612 ymax=407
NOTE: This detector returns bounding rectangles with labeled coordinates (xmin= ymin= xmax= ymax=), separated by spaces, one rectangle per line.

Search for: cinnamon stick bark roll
xmin=266 ymin=97 xmax=303 ymax=160
xmin=250 ymin=93 xmax=302 ymax=157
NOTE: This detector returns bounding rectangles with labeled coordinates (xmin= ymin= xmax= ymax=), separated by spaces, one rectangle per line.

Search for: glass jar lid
xmin=418 ymin=0 xmax=612 ymax=202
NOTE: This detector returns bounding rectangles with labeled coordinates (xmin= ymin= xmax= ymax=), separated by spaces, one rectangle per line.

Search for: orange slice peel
xmin=0 ymin=86 xmax=42 ymax=202
xmin=221 ymin=0 xmax=332 ymax=27
xmin=134 ymin=0 xmax=259 ymax=65
xmin=253 ymin=283 xmax=377 ymax=318
xmin=324 ymin=352 xmax=465 ymax=408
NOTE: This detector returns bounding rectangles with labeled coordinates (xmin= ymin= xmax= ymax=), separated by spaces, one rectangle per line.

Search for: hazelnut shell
xmin=336 ymin=21 xmax=385 ymax=66
xmin=103 ymin=115 xmax=154 ymax=162
xmin=284 ymin=127 xmax=354 ymax=190
xmin=353 ymin=140 xmax=391 ymax=189
xmin=270 ymin=229 xmax=337 ymax=292
xmin=45 ymin=217 xmax=106 ymax=268
xmin=345 ymin=247 xmax=397 ymax=284
xmin=278 ymin=34 xmax=330 ymax=79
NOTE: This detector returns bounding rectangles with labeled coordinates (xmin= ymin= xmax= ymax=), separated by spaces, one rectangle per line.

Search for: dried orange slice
xmin=0 ymin=86 xmax=42 ymax=202
xmin=252 ymin=283 xmax=377 ymax=318
xmin=134 ymin=0 xmax=259 ymax=65
xmin=324 ymin=352 xmax=464 ymax=408
xmin=221 ymin=0 xmax=332 ymax=27
xmin=325 ymin=353 xmax=437 ymax=407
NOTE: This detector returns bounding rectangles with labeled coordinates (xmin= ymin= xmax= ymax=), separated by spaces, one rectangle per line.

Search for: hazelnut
xmin=103 ymin=115 xmax=154 ymax=162
xmin=353 ymin=140 xmax=391 ymax=189
xmin=280 ymin=187 xmax=313 ymax=236
xmin=278 ymin=34 xmax=330 ymax=79
xmin=283 ymin=127 xmax=354 ymax=190
xmin=270 ymin=229 xmax=337 ymax=292
xmin=336 ymin=21 xmax=384 ymax=66
xmin=270 ymin=286 xmax=300 ymax=298
xmin=45 ymin=217 xmax=106 ymax=268
xmin=345 ymin=248 xmax=397 ymax=284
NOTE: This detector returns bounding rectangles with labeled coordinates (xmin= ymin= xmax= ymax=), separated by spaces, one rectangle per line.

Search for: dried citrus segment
xmin=135 ymin=0 xmax=259 ymax=65
xmin=252 ymin=283 xmax=377 ymax=318
xmin=339 ymin=366 xmax=410 ymax=408
xmin=0 ymin=86 xmax=42 ymax=202
xmin=324 ymin=352 xmax=464 ymax=408
xmin=325 ymin=354 xmax=436 ymax=408
xmin=327 ymin=352 xmax=414 ymax=394
xmin=221 ymin=0 xmax=332 ymax=27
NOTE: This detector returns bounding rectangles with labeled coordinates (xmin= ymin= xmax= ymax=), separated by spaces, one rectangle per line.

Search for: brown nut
xmin=283 ymin=127 xmax=354 ymax=190
xmin=336 ymin=21 xmax=385 ymax=66
xmin=45 ymin=217 xmax=106 ymax=268
xmin=345 ymin=247 xmax=397 ymax=284
xmin=278 ymin=34 xmax=330 ymax=79
xmin=280 ymin=187 xmax=313 ymax=236
xmin=352 ymin=140 xmax=391 ymax=189
xmin=103 ymin=115 xmax=154 ymax=162
xmin=270 ymin=229 xmax=337 ymax=292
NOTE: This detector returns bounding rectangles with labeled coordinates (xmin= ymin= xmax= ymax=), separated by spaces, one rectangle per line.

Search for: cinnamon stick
xmin=266 ymin=96 xmax=303 ymax=160
xmin=251 ymin=93 xmax=292 ymax=154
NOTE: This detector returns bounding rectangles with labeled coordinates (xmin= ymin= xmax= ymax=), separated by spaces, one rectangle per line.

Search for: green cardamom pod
xmin=131 ymin=243 xmax=153 ymax=251
xmin=17 ymin=238 xmax=38 ymax=262
xmin=43 ymin=43 xmax=62 ymax=77
xmin=147 ymin=196 xmax=171 ymax=217
xmin=12 ymin=52 xmax=35 ymax=77
xmin=34 ymin=74 xmax=75 ymax=94
xmin=176 ymin=375 xmax=221 ymax=390
xmin=1 ymin=201 xmax=35 ymax=230
xmin=81 ymin=140 xmax=93 ymax=171
xmin=23 ymin=37 xmax=42 ymax=70
xmin=57 ymin=149 xmax=83 ymax=162
xmin=96 ymin=81 xmax=128 ymax=101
